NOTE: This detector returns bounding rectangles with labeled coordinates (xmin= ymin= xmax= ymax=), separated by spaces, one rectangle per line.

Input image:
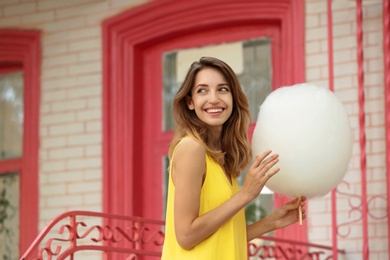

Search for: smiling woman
xmin=161 ymin=57 xmax=306 ymax=260
xmin=162 ymin=39 xmax=275 ymax=226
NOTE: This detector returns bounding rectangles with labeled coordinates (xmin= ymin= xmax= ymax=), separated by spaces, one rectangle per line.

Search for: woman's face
xmin=187 ymin=67 xmax=233 ymax=133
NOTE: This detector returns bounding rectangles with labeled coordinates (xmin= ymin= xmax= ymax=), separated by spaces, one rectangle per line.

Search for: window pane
xmin=162 ymin=155 xmax=169 ymax=221
xmin=0 ymin=172 xmax=20 ymax=259
xmin=244 ymin=194 xmax=274 ymax=226
xmin=0 ymin=71 xmax=23 ymax=159
xmin=162 ymin=53 xmax=179 ymax=131
xmin=162 ymin=38 xmax=272 ymax=131
xmin=238 ymin=39 xmax=272 ymax=122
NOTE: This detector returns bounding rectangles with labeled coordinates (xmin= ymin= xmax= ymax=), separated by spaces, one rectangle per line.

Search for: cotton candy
xmin=252 ymin=83 xmax=353 ymax=199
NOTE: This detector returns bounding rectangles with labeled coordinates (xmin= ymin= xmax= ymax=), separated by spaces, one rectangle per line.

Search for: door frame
xmin=102 ymin=0 xmax=305 ymax=239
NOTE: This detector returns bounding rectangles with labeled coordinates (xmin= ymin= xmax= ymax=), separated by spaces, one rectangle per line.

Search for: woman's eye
xmin=197 ymin=88 xmax=207 ymax=93
xmin=219 ymin=87 xmax=229 ymax=92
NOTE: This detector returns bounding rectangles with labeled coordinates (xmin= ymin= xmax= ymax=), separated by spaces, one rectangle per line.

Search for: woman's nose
xmin=209 ymin=91 xmax=220 ymax=103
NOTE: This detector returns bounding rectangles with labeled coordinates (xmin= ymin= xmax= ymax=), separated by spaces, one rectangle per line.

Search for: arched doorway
xmin=103 ymin=0 xmax=305 ymax=241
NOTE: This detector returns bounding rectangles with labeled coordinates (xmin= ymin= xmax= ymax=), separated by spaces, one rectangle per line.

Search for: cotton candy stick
xmin=299 ymin=205 xmax=302 ymax=226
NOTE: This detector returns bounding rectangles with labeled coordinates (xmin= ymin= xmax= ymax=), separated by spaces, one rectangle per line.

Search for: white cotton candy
xmin=252 ymin=83 xmax=353 ymax=199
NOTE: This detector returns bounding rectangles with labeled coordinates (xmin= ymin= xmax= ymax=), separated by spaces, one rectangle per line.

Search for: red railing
xmin=20 ymin=211 xmax=345 ymax=260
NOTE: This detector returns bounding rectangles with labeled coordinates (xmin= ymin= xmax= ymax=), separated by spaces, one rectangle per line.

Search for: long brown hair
xmin=169 ymin=56 xmax=252 ymax=177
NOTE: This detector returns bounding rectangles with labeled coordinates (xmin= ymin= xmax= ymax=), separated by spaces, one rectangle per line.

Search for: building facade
xmin=0 ymin=0 xmax=388 ymax=259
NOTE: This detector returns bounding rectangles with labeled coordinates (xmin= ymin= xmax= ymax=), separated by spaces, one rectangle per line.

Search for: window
xmin=0 ymin=30 xmax=40 ymax=256
xmin=0 ymin=70 xmax=23 ymax=258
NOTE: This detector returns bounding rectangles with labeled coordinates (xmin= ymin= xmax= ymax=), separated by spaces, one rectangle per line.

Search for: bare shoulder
xmin=172 ymin=137 xmax=206 ymax=185
xmin=175 ymin=137 xmax=206 ymax=157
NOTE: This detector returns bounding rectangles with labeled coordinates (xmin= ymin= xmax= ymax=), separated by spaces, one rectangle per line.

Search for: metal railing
xmin=20 ymin=211 xmax=345 ymax=260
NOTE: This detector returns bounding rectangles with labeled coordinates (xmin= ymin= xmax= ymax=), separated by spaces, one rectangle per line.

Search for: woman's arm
xmin=172 ymin=138 xmax=279 ymax=250
xmin=246 ymin=197 xmax=306 ymax=241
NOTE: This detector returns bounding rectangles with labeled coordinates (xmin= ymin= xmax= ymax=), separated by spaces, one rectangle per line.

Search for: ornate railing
xmin=20 ymin=211 xmax=345 ymax=260
xmin=247 ymin=236 xmax=345 ymax=259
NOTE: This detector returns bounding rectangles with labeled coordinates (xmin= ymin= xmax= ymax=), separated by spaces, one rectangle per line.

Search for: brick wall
xmin=0 ymin=0 xmax=388 ymax=259
xmin=305 ymin=0 xmax=387 ymax=258
xmin=0 ymin=0 xmax=149 ymax=234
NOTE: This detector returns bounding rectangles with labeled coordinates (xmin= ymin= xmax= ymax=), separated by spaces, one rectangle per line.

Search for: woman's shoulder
xmin=175 ymin=136 xmax=206 ymax=156
xmin=171 ymin=136 xmax=207 ymax=184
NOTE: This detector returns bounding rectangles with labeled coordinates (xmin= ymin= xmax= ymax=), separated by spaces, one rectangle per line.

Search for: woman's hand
xmin=247 ymin=196 xmax=306 ymax=241
xmin=241 ymin=150 xmax=280 ymax=202
xmin=269 ymin=197 xmax=307 ymax=229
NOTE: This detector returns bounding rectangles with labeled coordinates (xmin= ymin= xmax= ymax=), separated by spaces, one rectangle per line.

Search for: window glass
xmin=0 ymin=71 xmax=23 ymax=159
xmin=0 ymin=172 xmax=19 ymax=259
xmin=239 ymin=39 xmax=272 ymax=121
xmin=162 ymin=53 xmax=178 ymax=132
xmin=162 ymin=155 xmax=170 ymax=221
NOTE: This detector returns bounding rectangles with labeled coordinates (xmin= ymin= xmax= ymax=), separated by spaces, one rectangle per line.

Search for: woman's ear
xmin=186 ymin=96 xmax=194 ymax=110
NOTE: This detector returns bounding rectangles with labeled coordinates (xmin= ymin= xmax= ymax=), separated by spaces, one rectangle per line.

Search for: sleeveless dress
xmin=161 ymin=138 xmax=247 ymax=260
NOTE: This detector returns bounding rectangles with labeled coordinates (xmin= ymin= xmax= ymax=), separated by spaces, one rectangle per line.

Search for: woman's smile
xmin=205 ymin=107 xmax=225 ymax=114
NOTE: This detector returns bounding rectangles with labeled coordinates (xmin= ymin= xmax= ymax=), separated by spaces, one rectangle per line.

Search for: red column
xmin=355 ymin=0 xmax=369 ymax=259
xmin=326 ymin=1 xmax=339 ymax=259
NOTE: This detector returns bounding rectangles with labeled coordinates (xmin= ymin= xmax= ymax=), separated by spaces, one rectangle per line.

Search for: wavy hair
xmin=169 ymin=56 xmax=252 ymax=177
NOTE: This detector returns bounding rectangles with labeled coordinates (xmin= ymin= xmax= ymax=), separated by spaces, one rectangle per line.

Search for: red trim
xmin=0 ymin=63 xmax=22 ymax=73
xmin=0 ymin=158 xmax=22 ymax=173
xmin=355 ymin=1 xmax=369 ymax=258
xmin=326 ymin=1 xmax=340 ymax=258
xmin=103 ymin=0 xmax=305 ymax=241
xmin=0 ymin=29 xmax=40 ymax=255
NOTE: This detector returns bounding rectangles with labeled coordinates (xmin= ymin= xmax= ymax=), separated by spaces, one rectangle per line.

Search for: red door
xmin=103 ymin=1 xmax=306 ymax=252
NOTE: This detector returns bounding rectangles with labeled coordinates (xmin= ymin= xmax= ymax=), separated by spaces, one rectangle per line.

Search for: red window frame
xmin=0 ymin=29 xmax=40 ymax=255
xmin=103 ymin=0 xmax=305 ymax=242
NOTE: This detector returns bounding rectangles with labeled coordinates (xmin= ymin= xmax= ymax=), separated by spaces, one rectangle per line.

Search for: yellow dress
xmin=161 ymin=138 xmax=247 ymax=260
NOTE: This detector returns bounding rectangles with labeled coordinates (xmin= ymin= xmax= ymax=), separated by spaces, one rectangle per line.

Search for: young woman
xmin=161 ymin=57 xmax=306 ymax=259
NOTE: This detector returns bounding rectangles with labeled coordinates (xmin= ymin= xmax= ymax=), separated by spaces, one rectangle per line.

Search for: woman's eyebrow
xmin=195 ymin=83 xmax=209 ymax=87
xmin=195 ymin=83 xmax=228 ymax=87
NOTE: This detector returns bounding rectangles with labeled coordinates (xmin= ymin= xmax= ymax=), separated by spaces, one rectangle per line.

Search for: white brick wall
xmin=0 ymin=0 xmax=388 ymax=258
xmin=305 ymin=0 xmax=387 ymax=258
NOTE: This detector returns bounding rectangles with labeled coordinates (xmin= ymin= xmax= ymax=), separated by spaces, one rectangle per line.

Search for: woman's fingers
xmin=254 ymin=157 xmax=279 ymax=181
xmin=255 ymin=150 xmax=272 ymax=163
xmin=243 ymin=150 xmax=281 ymax=199
xmin=259 ymin=157 xmax=279 ymax=176
xmin=252 ymin=151 xmax=279 ymax=174
xmin=254 ymin=152 xmax=278 ymax=168
xmin=282 ymin=197 xmax=304 ymax=210
xmin=259 ymin=153 xmax=279 ymax=166
xmin=263 ymin=165 xmax=280 ymax=179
